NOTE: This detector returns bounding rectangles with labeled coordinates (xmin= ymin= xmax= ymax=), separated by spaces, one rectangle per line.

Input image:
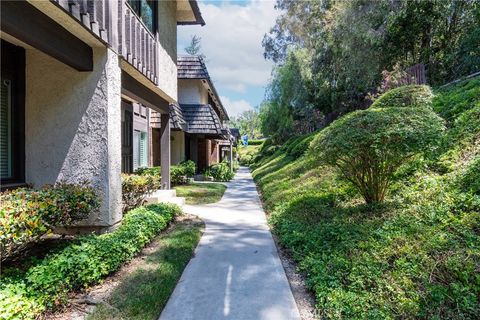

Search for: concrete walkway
xmin=159 ymin=167 xmax=301 ymax=320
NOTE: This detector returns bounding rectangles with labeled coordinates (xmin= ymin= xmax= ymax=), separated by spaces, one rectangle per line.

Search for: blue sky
xmin=177 ymin=0 xmax=278 ymax=117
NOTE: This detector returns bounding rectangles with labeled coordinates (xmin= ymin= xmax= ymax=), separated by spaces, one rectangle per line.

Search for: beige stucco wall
xmin=178 ymin=79 xmax=208 ymax=104
xmin=171 ymin=130 xmax=185 ymax=164
xmin=25 ymin=47 xmax=122 ymax=228
xmin=157 ymin=0 xmax=178 ymax=102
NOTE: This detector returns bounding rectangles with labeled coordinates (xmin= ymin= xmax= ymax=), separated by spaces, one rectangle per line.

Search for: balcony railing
xmin=52 ymin=0 xmax=158 ymax=85
xmin=53 ymin=0 xmax=109 ymax=42
xmin=121 ymin=4 xmax=158 ymax=84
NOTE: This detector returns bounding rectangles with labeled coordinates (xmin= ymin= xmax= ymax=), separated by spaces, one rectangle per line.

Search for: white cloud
xmin=224 ymin=83 xmax=247 ymax=93
xmin=178 ymin=0 xmax=277 ymax=94
xmin=220 ymin=95 xmax=254 ymax=117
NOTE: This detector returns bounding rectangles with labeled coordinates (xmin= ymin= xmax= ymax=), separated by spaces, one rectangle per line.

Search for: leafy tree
xmin=184 ymin=35 xmax=206 ymax=59
xmin=261 ymin=0 xmax=479 ymax=136
xmin=312 ymin=104 xmax=445 ymax=204
xmin=259 ymin=49 xmax=323 ymax=142
xmin=229 ymin=109 xmax=262 ymax=139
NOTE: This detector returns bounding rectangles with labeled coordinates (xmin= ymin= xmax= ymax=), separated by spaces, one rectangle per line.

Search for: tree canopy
xmin=259 ymin=0 xmax=479 ymax=141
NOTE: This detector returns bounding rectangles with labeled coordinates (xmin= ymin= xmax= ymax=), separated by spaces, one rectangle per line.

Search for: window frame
xmin=125 ymin=0 xmax=157 ymax=35
xmin=133 ymin=129 xmax=148 ymax=171
xmin=1 ymin=40 xmax=25 ymax=187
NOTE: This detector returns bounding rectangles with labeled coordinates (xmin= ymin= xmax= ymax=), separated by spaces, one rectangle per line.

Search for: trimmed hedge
xmin=370 ymin=84 xmax=433 ymax=109
xmin=0 ymin=182 xmax=100 ymax=261
xmin=312 ymin=107 xmax=445 ymax=203
xmin=0 ymin=203 xmax=181 ymax=320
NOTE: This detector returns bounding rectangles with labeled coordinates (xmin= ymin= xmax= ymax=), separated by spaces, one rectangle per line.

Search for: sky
xmin=177 ymin=0 xmax=279 ymax=118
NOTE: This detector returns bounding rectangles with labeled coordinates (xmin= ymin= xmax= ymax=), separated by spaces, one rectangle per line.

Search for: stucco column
xmin=25 ymin=47 xmax=122 ymax=230
xmin=160 ymin=112 xmax=171 ymax=189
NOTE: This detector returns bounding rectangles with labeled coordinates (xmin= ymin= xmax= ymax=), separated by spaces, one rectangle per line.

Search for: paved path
xmin=159 ymin=167 xmax=301 ymax=320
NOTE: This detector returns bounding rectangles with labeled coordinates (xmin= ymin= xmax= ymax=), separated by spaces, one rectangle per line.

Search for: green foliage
xmin=204 ymin=161 xmax=234 ymax=182
xmin=312 ymin=106 xmax=445 ymax=203
xmin=238 ymin=145 xmax=261 ymax=166
xmin=229 ymin=110 xmax=262 ymax=139
xmin=121 ymin=173 xmax=160 ymax=212
xmin=370 ymin=85 xmax=433 ymax=109
xmin=251 ymin=78 xmax=480 ymax=319
xmin=178 ymin=160 xmax=196 ymax=178
xmin=262 ymin=0 xmax=479 ymax=139
xmin=0 ymin=203 xmax=181 ymax=320
xmin=86 ymin=219 xmax=203 ymax=320
xmin=136 ymin=161 xmax=197 ymax=186
xmin=285 ymin=133 xmax=315 ymax=159
xmin=259 ymin=49 xmax=323 ymax=142
xmin=247 ymin=139 xmax=265 ymax=146
xmin=433 ymin=78 xmax=480 ymax=124
xmin=0 ymin=182 xmax=99 ymax=261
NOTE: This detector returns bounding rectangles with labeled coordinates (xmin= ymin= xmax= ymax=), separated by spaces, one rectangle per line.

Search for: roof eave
xmin=206 ymin=78 xmax=229 ymax=121
xmin=177 ymin=0 xmax=205 ymax=26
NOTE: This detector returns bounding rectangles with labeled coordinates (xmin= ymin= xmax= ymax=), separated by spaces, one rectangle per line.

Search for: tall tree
xmin=184 ymin=35 xmax=206 ymax=59
xmin=260 ymin=0 xmax=480 ymax=141
xmin=229 ymin=109 xmax=262 ymax=139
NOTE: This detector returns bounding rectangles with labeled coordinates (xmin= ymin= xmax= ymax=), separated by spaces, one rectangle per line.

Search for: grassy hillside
xmin=251 ymin=79 xmax=480 ymax=319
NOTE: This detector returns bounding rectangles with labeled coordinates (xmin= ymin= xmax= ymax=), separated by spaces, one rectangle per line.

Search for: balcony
xmin=51 ymin=0 xmax=158 ymax=85
xmin=120 ymin=3 xmax=158 ymax=84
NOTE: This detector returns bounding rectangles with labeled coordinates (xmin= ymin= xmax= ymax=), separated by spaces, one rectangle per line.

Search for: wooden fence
xmin=403 ymin=63 xmax=427 ymax=85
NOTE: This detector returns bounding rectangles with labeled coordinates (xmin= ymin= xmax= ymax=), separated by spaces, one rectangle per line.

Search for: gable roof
xmin=177 ymin=55 xmax=229 ymax=121
xmin=180 ymin=104 xmax=225 ymax=137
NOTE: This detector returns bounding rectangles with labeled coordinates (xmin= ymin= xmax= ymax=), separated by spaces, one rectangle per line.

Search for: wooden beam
xmin=1 ymin=1 xmax=93 ymax=71
xmin=160 ymin=113 xmax=171 ymax=190
xmin=121 ymin=71 xmax=169 ymax=113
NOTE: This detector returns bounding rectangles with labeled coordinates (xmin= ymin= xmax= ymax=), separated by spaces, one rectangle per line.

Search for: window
xmin=127 ymin=0 xmax=156 ymax=34
xmin=1 ymin=40 xmax=25 ymax=185
xmin=133 ymin=130 xmax=148 ymax=171
xmin=0 ymin=80 xmax=12 ymax=179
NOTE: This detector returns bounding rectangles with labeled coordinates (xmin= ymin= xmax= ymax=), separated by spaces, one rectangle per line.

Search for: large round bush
xmin=312 ymin=107 xmax=445 ymax=203
xmin=371 ymin=84 xmax=433 ymax=109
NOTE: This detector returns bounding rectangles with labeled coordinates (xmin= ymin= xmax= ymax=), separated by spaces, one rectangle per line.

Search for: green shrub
xmin=0 ymin=182 xmax=99 ymax=261
xmin=370 ymin=84 xmax=433 ymax=109
xmin=288 ymin=134 xmax=315 ymax=159
xmin=312 ymin=107 xmax=445 ymax=203
xmin=433 ymin=78 xmax=480 ymax=123
xmin=262 ymin=145 xmax=279 ymax=157
xmin=135 ymin=166 xmax=160 ymax=176
xmin=258 ymin=138 xmax=273 ymax=153
xmin=0 ymin=203 xmax=181 ymax=320
xmin=121 ymin=173 xmax=160 ymax=212
xmin=238 ymin=145 xmax=261 ymax=166
xmin=247 ymin=139 xmax=265 ymax=146
xmin=179 ymin=160 xmax=196 ymax=177
xmin=252 ymin=77 xmax=480 ymax=319
xmin=136 ymin=160 xmax=197 ymax=186
xmin=204 ymin=161 xmax=234 ymax=181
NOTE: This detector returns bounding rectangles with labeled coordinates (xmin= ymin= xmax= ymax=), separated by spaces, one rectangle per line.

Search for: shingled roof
xmin=170 ymin=104 xmax=187 ymax=131
xmin=180 ymin=104 xmax=226 ymax=137
xmin=177 ymin=55 xmax=229 ymax=121
xmin=177 ymin=55 xmax=209 ymax=79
